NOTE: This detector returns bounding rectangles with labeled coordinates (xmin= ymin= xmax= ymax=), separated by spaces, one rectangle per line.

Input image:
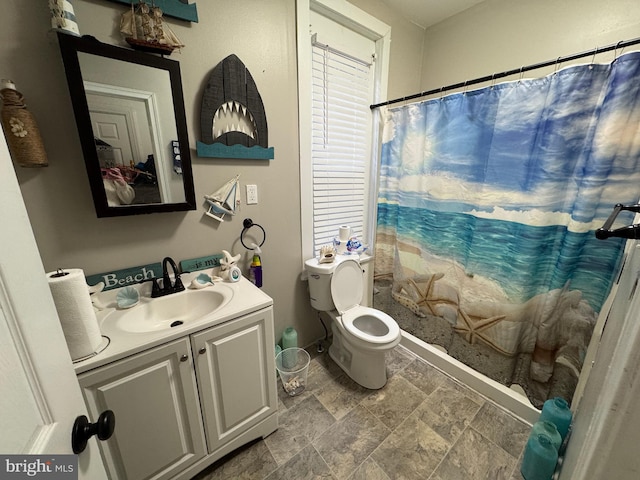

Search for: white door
xmin=89 ymin=109 xmax=137 ymax=167
xmin=87 ymin=91 xmax=169 ymax=202
xmin=561 ymin=239 xmax=640 ymax=479
xmin=0 ymin=135 xmax=108 ymax=478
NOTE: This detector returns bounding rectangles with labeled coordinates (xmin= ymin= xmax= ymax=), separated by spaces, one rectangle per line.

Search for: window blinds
xmin=311 ymin=42 xmax=373 ymax=255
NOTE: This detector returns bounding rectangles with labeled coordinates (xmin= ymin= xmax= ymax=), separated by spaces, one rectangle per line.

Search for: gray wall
xmin=0 ymin=0 xmax=421 ymax=349
xmin=1 ymin=0 xmax=639 ymax=351
xmin=419 ymin=0 xmax=640 ymax=95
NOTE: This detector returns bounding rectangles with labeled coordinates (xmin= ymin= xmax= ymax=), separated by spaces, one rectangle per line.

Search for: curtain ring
xmin=614 ymin=40 xmax=624 ymax=62
xmin=463 ymin=80 xmax=468 ymax=95
xmin=554 ymin=56 xmax=562 ymax=74
xmin=591 ymin=46 xmax=599 ymax=64
xmin=491 ymin=73 xmax=496 ymax=89
xmin=518 ymin=66 xmax=525 ymax=82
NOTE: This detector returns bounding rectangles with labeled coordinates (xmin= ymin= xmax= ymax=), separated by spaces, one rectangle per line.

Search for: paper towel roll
xmin=339 ymin=225 xmax=351 ymax=241
xmin=47 ymin=269 xmax=102 ymax=361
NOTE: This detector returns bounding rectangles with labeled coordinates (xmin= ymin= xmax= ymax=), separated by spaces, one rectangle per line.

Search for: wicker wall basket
xmin=1 ymin=88 xmax=48 ymax=167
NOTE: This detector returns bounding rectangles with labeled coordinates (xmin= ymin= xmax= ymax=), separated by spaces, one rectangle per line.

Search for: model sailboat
xmin=204 ymin=175 xmax=240 ymax=222
xmin=120 ymin=1 xmax=184 ymax=55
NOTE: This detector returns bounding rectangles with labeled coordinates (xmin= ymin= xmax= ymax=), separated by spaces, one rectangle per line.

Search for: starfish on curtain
xmin=454 ymin=309 xmax=509 ymax=355
xmin=392 ymin=273 xmax=458 ymax=317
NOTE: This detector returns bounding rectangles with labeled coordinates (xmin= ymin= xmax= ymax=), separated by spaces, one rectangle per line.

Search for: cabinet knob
xmin=180 ymin=354 xmax=189 ymax=362
xmin=198 ymin=346 xmax=206 ymax=354
xmin=71 ymin=410 xmax=115 ymax=454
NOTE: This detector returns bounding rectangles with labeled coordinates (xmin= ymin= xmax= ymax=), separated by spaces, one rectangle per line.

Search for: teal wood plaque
xmin=106 ymin=0 xmax=198 ymax=23
xmin=180 ymin=254 xmax=223 ymax=272
xmin=86 ymin=263 xmax=162 ymax=291
xmin=85 ymin=253 xmax=223 ymax=291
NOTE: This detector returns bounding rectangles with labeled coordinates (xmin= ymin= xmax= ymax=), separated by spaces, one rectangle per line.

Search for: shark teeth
xmin=212 ymin=101 xmax=258 ymax=140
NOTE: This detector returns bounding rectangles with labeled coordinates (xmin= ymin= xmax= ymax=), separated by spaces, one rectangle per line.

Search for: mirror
xmin=57 ymin=33 xmax=196 ymax=217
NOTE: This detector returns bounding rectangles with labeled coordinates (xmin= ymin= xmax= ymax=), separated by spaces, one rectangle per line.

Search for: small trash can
xmin=275 ymin=347 xmax=310 ymax=396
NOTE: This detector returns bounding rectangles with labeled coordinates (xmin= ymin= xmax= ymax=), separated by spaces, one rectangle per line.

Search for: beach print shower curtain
xmin=376 ymin=52 xmax=640 ymax=405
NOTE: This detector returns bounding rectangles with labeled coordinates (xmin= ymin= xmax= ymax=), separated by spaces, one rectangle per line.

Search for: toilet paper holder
xmin=51 ymin=268 xmax=69 ymax=278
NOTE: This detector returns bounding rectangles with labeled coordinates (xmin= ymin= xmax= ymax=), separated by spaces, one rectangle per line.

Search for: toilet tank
xmin=304 ymin=258 xmax=337 ymax=311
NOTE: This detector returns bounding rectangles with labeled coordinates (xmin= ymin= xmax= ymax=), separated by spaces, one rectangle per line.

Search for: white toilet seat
xmin=330 ymin=259 xmax=400 ymax=347
xmin=341 ymin=306 xmax=400 ymax=345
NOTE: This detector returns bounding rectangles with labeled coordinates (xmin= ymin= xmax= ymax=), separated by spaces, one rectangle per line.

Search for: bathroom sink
xmin=106 ymin=287 xmax=233 ymax=333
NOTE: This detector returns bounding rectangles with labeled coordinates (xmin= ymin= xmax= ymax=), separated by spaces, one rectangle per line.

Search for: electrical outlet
xmin=246 ymin=184 xmax=258 ymax=204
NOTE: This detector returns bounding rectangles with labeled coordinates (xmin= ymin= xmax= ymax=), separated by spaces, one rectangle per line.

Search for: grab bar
xmin=596 ymin=203 xmax=640 ymax=240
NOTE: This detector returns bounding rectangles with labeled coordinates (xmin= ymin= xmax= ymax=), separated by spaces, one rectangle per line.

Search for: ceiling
xmin=380 ymin=0 xmax=487 ymax=29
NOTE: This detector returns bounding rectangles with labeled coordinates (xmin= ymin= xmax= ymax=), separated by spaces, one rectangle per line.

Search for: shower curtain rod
xmin=370 ymin=36 xmax=640 ymax=110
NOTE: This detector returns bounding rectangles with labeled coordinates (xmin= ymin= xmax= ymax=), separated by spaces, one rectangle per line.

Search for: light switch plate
xmin=246 ymin=184 xmax=258 ymax=204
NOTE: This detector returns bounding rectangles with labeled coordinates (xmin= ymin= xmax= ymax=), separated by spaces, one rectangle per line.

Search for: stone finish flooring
xmin=192 ymin=345 xmax=530 ymax=480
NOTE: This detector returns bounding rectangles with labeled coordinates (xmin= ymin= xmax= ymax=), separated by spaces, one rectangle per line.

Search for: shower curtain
xmin=375 ymin=52 xmax=640 ymax=406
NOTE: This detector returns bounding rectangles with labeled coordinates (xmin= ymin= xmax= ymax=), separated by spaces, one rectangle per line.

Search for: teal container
xmin=282 ymin=327 xmax=298 ymax=349
xmin=529 ymin=421 xmax=562 ymax=452
xmin=539 ymin=397 xmax=572 ymax=441
xmin=281 ymin=327 xmax=298 ymax=368
xmin=520 ymin=434 xmax=558 ymax=480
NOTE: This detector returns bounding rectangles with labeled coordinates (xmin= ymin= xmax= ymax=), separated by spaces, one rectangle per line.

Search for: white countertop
xmin=74 ymin=272 xmax=273 ymax=374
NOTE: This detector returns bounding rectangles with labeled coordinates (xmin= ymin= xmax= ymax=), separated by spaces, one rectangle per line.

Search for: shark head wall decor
xmin=197 ymin=54 xmax=274 ymax=159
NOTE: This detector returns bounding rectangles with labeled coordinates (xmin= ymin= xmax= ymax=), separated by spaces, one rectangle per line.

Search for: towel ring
xmin=240 ymin=218 xmax=266 ymax=250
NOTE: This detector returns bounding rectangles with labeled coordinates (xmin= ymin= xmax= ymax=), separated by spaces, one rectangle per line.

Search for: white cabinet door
xmin=192 ymin=308 xmax=277 ymax=453
xmin=78 ymin=338 xmax=206 ymax=480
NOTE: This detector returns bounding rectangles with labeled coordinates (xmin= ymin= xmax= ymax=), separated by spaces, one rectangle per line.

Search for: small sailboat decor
xmin=120 ymin=0 xmax=184 ymax=55
xmin=204 ymin=175 xmax=240 ymax=222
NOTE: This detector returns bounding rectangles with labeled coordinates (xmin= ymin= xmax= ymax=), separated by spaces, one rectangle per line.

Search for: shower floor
xmin=373 ymin=277 xmax=577 ymax=409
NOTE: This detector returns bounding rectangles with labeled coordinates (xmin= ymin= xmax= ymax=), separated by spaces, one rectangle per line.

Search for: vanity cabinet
xmin=78 ymin=307 xmax=278 ymax=480
xmin=192 ymin=309 xmax=277 ymax=452
xmin=78 ymin=338 xmax=206 ymax=480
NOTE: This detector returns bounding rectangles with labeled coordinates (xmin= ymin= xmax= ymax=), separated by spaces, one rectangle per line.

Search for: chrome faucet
xmin=152 ymin=257 xmax=185 ymax=297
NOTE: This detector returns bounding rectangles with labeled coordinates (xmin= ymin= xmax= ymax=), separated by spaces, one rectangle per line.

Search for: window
xmin=310 ymin=38 xmax=373 ymax=255
xmin=297 ymin=0 xmax=390 ymax=261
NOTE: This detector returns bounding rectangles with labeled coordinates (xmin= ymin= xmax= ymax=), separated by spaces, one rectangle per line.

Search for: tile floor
xmin=192 ymin=345 xmax=531 ymax=480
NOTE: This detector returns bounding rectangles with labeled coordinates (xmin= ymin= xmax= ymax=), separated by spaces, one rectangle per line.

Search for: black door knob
xmin=71 ymin=410 xmax=115 ymax=454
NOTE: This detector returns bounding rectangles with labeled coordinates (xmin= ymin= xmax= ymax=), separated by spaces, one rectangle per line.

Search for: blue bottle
xmin=529 ymin=421 xmax=562 ymax=452
xmin=521 ymin=433 xmax=558 ymax=480
xmin=539 ymin=397 xmax=572 ymax=441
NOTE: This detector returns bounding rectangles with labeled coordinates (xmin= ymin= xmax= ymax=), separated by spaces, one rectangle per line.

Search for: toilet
xmin=304 ymin=255 xmax=401 ymax=389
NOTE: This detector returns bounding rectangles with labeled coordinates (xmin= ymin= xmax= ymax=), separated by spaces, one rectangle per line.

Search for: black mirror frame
xmin=57 ymin=32 xmax=196 ymax=217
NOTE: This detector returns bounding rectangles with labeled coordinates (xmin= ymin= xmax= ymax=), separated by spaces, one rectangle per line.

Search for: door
xmin=560 ymin=239 xmax=640 ymax=479
xmin=78 ymin=338 xmax=207 ymax=480
xmin=192 ymin=308 xmax=277 ymax=453
xmin=86 ymin=87 xmax=170 ymax=203
xmin=0 ymin=134 xmax=108 ymax=478
xmin=89 ymin=109 xmax=137 ymax=168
